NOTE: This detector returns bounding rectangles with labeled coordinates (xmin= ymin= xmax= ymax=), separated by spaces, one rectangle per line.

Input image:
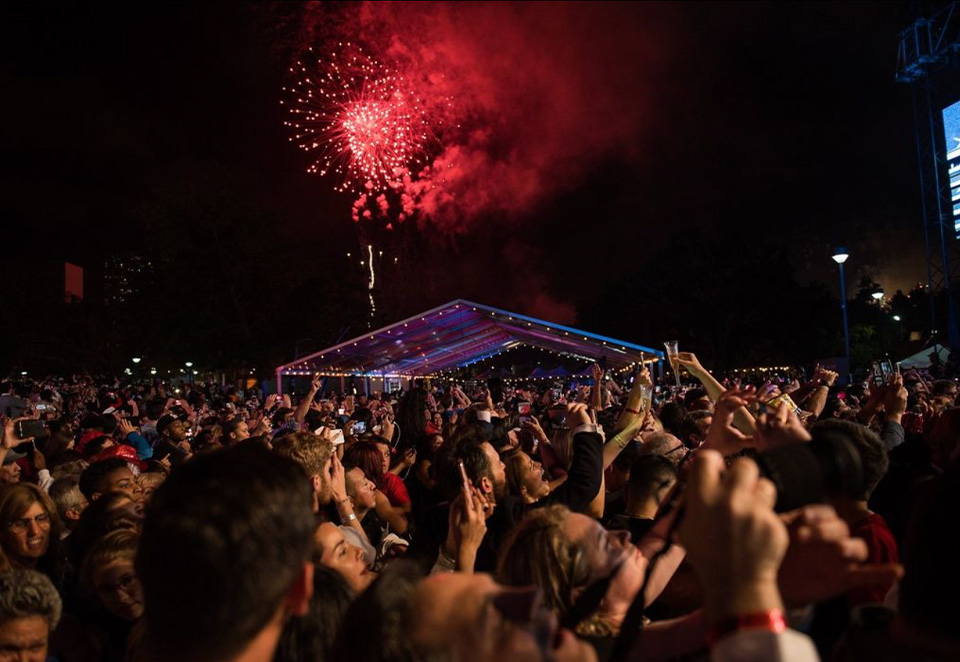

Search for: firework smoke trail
xmin=283 ymin=42 xmax=448 ymax=323
xmin=279 ymin=3 xmax=662 ymax=321
xmin=282 ymin=43 xmax=431 ymax=194
xmin=366 ymin=244 xmax=376 ymax=320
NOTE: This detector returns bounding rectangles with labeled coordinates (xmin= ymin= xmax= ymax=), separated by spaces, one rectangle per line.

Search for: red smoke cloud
xmin=296 ymin=2 xmax=664 ymax=233
xmin=280 ymin=2 xmax=667 ymax=323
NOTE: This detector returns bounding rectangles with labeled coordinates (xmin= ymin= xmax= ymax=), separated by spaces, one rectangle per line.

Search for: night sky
xmin=1 ymin=2 xmax=931 ymax=362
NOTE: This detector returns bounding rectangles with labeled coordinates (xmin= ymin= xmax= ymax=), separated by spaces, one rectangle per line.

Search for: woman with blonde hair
xmin=497 ymin=504 xmax=705 ymax=660
xmin=55 ymin=529 xmax=144 ymax=662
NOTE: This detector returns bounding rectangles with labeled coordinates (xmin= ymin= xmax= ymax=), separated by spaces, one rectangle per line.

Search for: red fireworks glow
xmin=282 ymin=43 xmax=430 ymax=193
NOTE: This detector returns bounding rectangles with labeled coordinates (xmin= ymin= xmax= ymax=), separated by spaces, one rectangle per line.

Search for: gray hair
xmin=51 ymin=459 xmax=89 ymax=481
xmin=0 ymin=569 xmax=62 ymax=629
xmin=49 ymin=476 xmax=84 ymax=521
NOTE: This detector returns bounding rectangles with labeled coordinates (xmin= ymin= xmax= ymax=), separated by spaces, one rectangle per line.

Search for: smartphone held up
xmin=15 ymin=419 xmax=49 ymax=440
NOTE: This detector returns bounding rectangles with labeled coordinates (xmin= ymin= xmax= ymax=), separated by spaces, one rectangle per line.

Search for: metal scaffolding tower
xmin=896 ymin=1 xmax=960 ymax=349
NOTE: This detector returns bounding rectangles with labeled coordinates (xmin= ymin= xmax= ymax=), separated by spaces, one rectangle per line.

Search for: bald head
xmin=639 ymin=432 xmax=688 ymax=465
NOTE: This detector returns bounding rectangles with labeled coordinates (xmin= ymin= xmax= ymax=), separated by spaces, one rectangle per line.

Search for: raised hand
xmin=778 ymin=505 xmax=903 ymax=606
xmin=678 ymin=451 xmax=788 ymax=623
xmin=756 ymin=381 xmax=781 ymax=405
xmin=329 ymin=452 xmax=348 ymax=504
xmin=674 ymin=352 xmax=705 ymax=377
xmin=117 ymin=417 xmax=136 ymax=438
xmin=812 ymin=366 xmax=839 ymax=388
xmin=380 ymin=416 xmax=396 ymax=442
xmin=2 ymin=417 xmax=33 ymax=449
xmin=483 ymin=389 xmax=494 ymax=411
xmin=882 ymin=373 xmax=908 ymax=419
xmin=564 ymin=403 xmax=593 ymax=430
xmin=252 ymin=414 xmax=271 ymax=436
xmin=444 ymin=485 xmax=488 ymax=573
xmin=701 ymin=387 xmax=756 ymax=456
xmin=754 ymin=402 xmax=811 ymax=450
xmin=592 ymin=363 xmax=604 ymax=383
xmin=522 ymin=415 xmax=548 ymax=441
xmin=637 ymin=365 xmax=653 ymax=385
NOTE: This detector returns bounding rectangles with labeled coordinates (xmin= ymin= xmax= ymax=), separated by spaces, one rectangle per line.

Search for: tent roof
xmin=276 ymin=299 xmax=662 ymax=378
xmin=899 ymin=343 xmax=949 ymax=369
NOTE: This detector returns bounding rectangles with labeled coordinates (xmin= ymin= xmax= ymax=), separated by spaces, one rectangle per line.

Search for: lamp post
xmin=833 ymin=248 xmax=851 ymax=381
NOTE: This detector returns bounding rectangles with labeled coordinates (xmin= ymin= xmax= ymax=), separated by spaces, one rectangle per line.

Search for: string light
xmin=278 ymin=302 xmax=662 ymax=382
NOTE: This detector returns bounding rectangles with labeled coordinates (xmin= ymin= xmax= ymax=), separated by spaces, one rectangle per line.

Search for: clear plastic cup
xmin=664 ymin=340 xmax=681 ymax=387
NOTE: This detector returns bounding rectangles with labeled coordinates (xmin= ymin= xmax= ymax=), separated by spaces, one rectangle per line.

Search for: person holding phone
xmin=1 ymin=416 xmax=36 ymax=485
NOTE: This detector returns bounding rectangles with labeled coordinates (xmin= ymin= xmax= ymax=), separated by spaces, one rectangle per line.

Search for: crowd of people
xmin=0 ymin=353 xmax=958 ymax=662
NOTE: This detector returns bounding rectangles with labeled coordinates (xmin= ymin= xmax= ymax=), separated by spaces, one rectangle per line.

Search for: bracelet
xmin=705 ymin=609 xmax=786 ymax=647
xmin=343 ymin=512 xmax=358 ymax=522
xmin=433 ymin=546 xmax=457 ymax=573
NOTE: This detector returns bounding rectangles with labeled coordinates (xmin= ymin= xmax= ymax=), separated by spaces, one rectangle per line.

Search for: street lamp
xmin=872 ymin=290 xmax=884 ymax=303
xmin=832 ymin=248 xmax=852 ymax=380
xmin=893 ymin=315 xmax=901 ymax=322
xmin=185 ymin=362 xmax=193 ymax=368
xmin=132 ymin=357 xmax=141 ymax=364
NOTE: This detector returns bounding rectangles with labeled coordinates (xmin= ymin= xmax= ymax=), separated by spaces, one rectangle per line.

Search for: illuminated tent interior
xmin=276 ymin=300 xmax=663 ymax=393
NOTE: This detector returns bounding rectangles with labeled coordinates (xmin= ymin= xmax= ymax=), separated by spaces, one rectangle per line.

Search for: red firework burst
xmin=282 ymin=43 xmax=429 ymax=193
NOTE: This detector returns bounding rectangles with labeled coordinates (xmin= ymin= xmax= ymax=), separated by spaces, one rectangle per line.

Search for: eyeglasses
xmin=97 ymin=573 xmax=139 ymax=597
xmin=560 ymin=552 xmax=628 ymax=631
xmin=7 ymin=512 xmax=51 ymax=534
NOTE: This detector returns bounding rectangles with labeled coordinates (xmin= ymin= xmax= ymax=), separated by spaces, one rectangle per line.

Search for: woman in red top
xmin=344 ymin=440 xmax=411 ymax=514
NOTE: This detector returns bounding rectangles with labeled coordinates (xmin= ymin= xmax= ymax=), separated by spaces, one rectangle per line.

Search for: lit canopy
xmin=276 ymin=299 xmax=663 ymax=380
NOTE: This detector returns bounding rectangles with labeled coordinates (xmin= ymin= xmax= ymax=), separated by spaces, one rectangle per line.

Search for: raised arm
xmin=793 ymin=367 xmax=837 ymax=419
xmin=603 ymin=413 xmax=647 ymax=471
xmin=676 ymin=352 xmax=757 ymax=435
xmin=590 ymin=364 xmax=604 ymax=413
xmin=294 ymin=374 xmax=322 ymax=426
xmin=616 ymin=366 xmax=652 ymax=432
xmin=544 ymin=404 xmax=604 ymax=513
